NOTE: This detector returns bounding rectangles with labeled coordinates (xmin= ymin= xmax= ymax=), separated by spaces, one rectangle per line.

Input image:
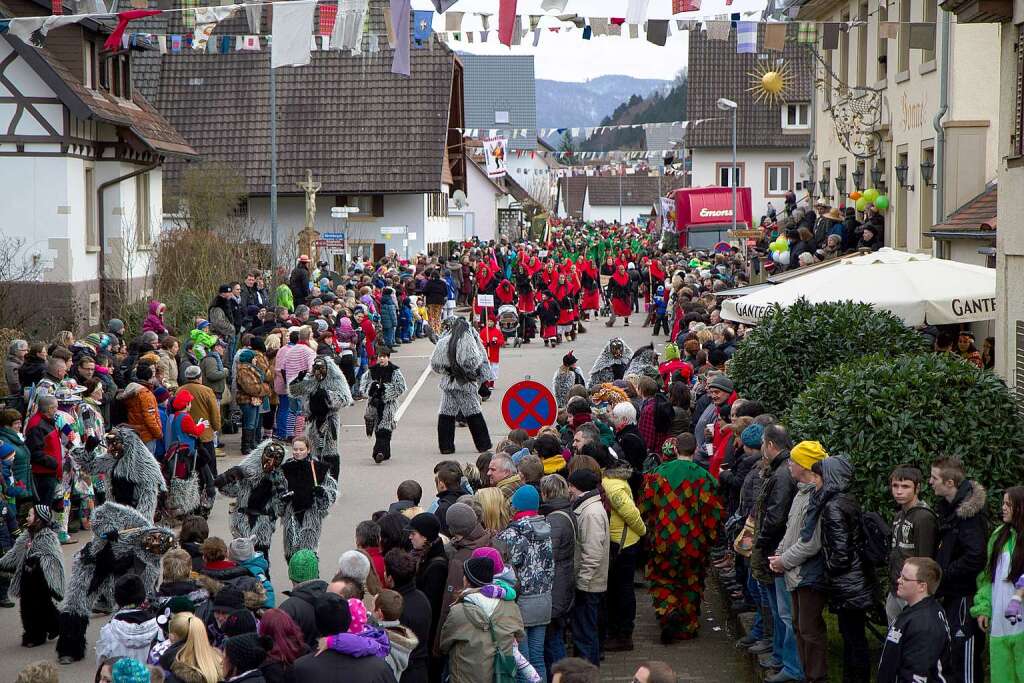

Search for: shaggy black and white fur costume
xmin=280 ymin=454 xmax=338 ymax=561
xmin=588 ymin=337 xmax=633 ymax=389
xmin=359 ymin=360 xmax=407 ymax=463
xmin=215 ymin=439 xmax=288 ymax=560
xmin=430 ymin=316 xmax=493 ymax=454
xmin=56 ymin=502 xmax=174 ymax=662
xmin=625 ymin=343 xmax=661 ymax=383
xmin=73 ymin=425 xmax=166 ymax=523
xmin=0 ymin=516 xmax=64 ymax=646
xmin=288 ymin=356 xmax=353 ymax=480
xmin=552 ymin=364 xmax=587 ymax=409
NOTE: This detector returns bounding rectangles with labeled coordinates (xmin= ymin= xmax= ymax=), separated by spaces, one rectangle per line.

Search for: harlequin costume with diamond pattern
xmin=640 ymin=457 xmax=722 ymax=640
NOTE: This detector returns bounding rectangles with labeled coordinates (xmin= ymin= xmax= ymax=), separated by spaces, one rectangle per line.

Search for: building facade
xmin=800 ymin=0 xmax=999 ymax=258
xmin=0 ymin=1 xmax=194 ymax=335
xmin=686 ymin=28 xmax=813 ymax=220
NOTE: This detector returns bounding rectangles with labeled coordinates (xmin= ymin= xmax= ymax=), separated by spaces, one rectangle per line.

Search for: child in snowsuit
xmin=398 ymin=298 xmax=415 ymax=344
xmin=652 ymin=286 xmax=670 ymax=337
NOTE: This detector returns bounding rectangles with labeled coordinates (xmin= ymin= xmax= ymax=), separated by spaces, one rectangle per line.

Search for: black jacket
xmin=288 ymin=265 xmax=311 ymax=307
xmin=737 ymin=459 xmax=765 ymax=520
xmin=279 ymin=579 xmax=327 ymax=649
xmin=261 ymin=659 xmax=298 ymax=683
xmin=415 ymin=538 xmax=449 ymax=645
xmin=720 ymin=450 xmax=759 ymax=518
xmin=225 ymin=671 xmax=267 ymax=683
xmin=820 ymin=492 xmax=875 ymax=611
xmin=396 ymin=580 xmax=432 ymax=683
xmin=613 ymin=424 xmax=647 ymax=496
xmin=293 ymin=649 xmax=397 ymax=683
xmin=422 ymin=278 xmax=448 ymax=306
xmin=877 ymin=596 xmax=951 ymax=683
xmin=540 ymin=496 xmax=577 ymax=620
xmin=934 ymin=480 xmax=988 ymax=600
xmin=752 ymin=451 xmax=797 ymax=579
xmin=435 ymin=490 xmax=463 ymax=536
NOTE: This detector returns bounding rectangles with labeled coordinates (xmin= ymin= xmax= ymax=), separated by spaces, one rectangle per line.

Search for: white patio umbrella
xmin=721 ymin=248 xmax=997 ymax=326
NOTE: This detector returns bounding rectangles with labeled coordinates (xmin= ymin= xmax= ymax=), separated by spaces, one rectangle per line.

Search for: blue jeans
xmin=570 ymin=590 xmax=601 ymax=666
xmin=518 ymin=624 xmax=547 ymax=683
xmin=764 ymin=577 xmax=803 ymax=680
xmin=274 ymin=394 xmax=289 ymax=438
xmin=241 ymin=403 xmax=260 ymax=431
xmin=747 ymin=575 xmax=765 ymax=640
xmin=543 ymin=618 xmax=567 ymax=681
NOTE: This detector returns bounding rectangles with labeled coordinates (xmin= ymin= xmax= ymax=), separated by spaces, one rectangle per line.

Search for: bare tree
xmin=0 ymin=236 xmax=44 ymax=332
xmin=171 ymin=162 xmax=248 ymax=232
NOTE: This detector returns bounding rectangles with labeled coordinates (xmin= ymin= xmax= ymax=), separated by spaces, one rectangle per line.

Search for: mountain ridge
xmin=535 ymin=75 xmax=672 ymax=130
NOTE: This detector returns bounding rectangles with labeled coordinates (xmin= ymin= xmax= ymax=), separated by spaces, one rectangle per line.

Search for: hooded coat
xmin=380 ymin=621 xmax=419 ymax=681
xmin=434 ymin=524 xmax=495 ymax=654
xmin=801 ymin=456 xmax=874 ymax=610
xmin=439 ymin=591 xmax=525 ymax=683
xmin=934 ymin=479 xmax=988 ymax=600
xmin=142 ymin=301 xmax=169 ymax=336
xmin=119 ymin=382 xmax=164 ymax=442
xmin=279 ymin=580 xmax=328 ymax=650
xmin=496 ymin=513 xmax=555 ymax=626
xmin=95 ymin=607 xmax=163 ymax=666
xmin=539 ymin=497 xmax=577 ymax=619
xmin=588 ymin=338 xmax=633 ymax=389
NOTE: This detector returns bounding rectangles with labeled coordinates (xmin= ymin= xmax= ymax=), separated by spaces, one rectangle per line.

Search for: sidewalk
xmin=600 ymin=585 xmax=755 ymax=683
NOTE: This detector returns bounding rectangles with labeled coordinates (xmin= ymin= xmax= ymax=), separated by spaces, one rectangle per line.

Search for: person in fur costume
xmin=359 ymin=346 xmax=407 ymax=464
xmin=73 ymin=425 xmax=167 ymax=523
xmin=588 ymin=338 xmax=633 ymax=389
xmin=552 ymin=351 xmax=586 ymax=409
xmin=430 ymin=316 xmax=493 ymax=454
xmin=56 ymin=502 xmax=175 ymax=663
xmin=214 ymin=439 xmax=288 ymax=563
xmin=288 ymin=355 xmax=353 ymax=480
xmin=280 ymin=436 xmax=338 ymax=562
xmin=0 ymin=504 xmax=63 ymax=647
xmin=625 ymin=344 xmax=661 ymax=383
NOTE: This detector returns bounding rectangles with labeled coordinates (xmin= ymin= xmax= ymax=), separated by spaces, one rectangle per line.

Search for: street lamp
xmin=871 ymin=161 xmax=884 ymax=187
xmin=716 ymin=98 xmax=738 ymax=240
xmin=894 ymin=161 xmax=914 ymax=191
xmin=834 ymin=174 xmax=847 ymax=197
xmin=920 ymin=159 xmax=936 ymax=188
xmin=818 ymin=177 xmax=831 ymax=201
xmin=852 ymin=166 xmax=864 ymax=189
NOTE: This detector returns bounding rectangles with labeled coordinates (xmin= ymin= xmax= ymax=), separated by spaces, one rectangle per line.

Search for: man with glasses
xmin=878 ymin=557 xmax=951 ymax=683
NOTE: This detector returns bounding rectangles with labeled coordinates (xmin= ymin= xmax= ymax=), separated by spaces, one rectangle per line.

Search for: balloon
xmin=856 ymin=197 xmax=869 ymax=212
xmin=778 ymin=251 xmax=791 ymax=266
xmin=849 ymin=191 xmax=862 ymax=201
xmin=863 ymin=188 xmax=879 ymax=202
xmin=874 ymin=195 xmax=890 ymax=211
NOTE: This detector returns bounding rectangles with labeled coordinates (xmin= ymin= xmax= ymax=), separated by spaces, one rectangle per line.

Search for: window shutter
xmin=1015 ymin=27 xmax=1024 ymax=156
xmin=373 ymin=195 xmax=384 ymax=217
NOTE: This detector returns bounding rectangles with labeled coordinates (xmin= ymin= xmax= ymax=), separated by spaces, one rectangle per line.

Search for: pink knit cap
xmin=347 ymin=597 xmax=368 ymax=634
xmin=471 ymin=547 xmax=505 ymax=575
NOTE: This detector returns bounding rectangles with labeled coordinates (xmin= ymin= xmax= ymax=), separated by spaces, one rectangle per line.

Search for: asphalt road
xmin=0 ymin=314 xmax=708 ymax=680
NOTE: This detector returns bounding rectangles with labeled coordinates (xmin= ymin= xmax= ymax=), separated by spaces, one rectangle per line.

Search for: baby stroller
xmin=497 ymin=304 xmax=521 ymax=348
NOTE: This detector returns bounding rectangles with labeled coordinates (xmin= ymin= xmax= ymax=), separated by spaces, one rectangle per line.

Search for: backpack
xmin=859 ymin=510 xmax=891 ymax=568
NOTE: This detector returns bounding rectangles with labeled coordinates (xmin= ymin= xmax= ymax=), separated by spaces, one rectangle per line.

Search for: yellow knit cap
xmin=791 ymin=440 xmax=828 ymax=469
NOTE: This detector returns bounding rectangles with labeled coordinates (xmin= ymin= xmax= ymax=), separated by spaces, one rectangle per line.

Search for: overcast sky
xmin=409 ymin=0 xmax=768 ymax=81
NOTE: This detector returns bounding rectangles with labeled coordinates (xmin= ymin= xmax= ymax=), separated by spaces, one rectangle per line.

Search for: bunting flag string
xmin=449 ymin=118 xmax=710 ymax=139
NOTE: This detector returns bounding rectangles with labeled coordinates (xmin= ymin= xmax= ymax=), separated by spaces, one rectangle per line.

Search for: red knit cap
xmin=171 ymin=390 xmax=193 ymax=412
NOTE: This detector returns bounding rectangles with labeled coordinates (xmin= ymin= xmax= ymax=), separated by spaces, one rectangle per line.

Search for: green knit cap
xmin=288 ymin=549 xmax=320 ymax=583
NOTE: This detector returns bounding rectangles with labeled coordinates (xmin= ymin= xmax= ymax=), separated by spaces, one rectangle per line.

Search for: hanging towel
xmin=390 ymin=0 xmax=411 ymax=75
xmin=331 ymin=0 xmax=368 ymax=53
xmin=626 ymin=0 xmax=650 ymax=24
xmin=763 ymin=22 xmax=786 ymax=50
xmin=590 ymin=17 xmax=608 ymax=35
xmin=445 ymin=11 xmax=463 ymax=31
xmin=704 ymin=20 xmax=731 ymax=40
xmin=821 ymin=22 xmax=840 ymax=49
xmin=796 ymin=21 xmax=817 ymax=43
xmin=672 ymin=0 xmax=701 ymax=12
xmin=541 ymin=0 xmax=567 ymax=11
xmin=103 ymin=10 xmax=160 ymax=51
xmin=245 ymin=3 xmax=261 ymax=33
xmin=646 ymin=18 xmax=668 ymax=45
xmin=736 ymin=20 xmax=756 ymax=52
xmin=271 ymin=0 xmax=315 ymax=68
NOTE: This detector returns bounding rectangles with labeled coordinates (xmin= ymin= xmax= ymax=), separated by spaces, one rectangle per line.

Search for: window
xmin=495 ymin=111 xmax=510 ymax=124
xmin=716 ymin=162 xmax=744 ymax=187
xmin=1015 ymin=27 xmax=1024 ymax=156
xmin=98 ymin=55 xmax=109 ymax=91
xmin=856 ymin=2 xmax=868 ymax=87
xmin=782 ymin=104 xmax=810 ymax=129
xmin=427 ymin=192 xmax=448 ymax=218
xmin=120 ymin=55 xmax=131 ymax=99
xmin=85 ymin=165 xmax=98 ymax=249
xmin=922 ymin=0 xmax=937 ymax=63
xmin=765 ymin=163 xmax=794 ymax=196
xmin=895 ymin=151 xmax=908 ymax=249
xmin=338 ymin=194 xmax=384 ymax=218
xmin=111 ymin=56 xmax=121 ymax=97
xmin=88 ymin=294 xmax=101 ymax=326
xmin=84 ymin=42 xmax=95 ymax=90
xmin=839 ymin=10 xmax=850 ymax=95
xmin=135 ymin=173 xmax=151 ymax=247
xmin=897 ymin=0 xmax=911 ymax=74
xmin=877 ymin=2 xmax=889 ymax=81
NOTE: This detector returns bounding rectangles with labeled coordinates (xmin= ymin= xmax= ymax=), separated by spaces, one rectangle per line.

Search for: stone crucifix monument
xmin=296 ymin=168 xmax=321 ymax=260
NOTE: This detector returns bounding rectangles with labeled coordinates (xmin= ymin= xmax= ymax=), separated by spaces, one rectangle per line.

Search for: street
xmin=0 ymin=318 xmax=748 ymax=682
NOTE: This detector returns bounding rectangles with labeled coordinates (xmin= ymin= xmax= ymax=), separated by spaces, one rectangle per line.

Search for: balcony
xmin=939 ymin=0 xmax=1011 ymax=23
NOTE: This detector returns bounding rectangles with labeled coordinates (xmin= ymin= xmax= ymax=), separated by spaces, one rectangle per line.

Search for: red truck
xmin=668 ymin=186 xmax=753 ymax=250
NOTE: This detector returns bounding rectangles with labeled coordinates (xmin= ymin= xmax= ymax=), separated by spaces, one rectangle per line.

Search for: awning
xmin=720 ymin=248 xmax=996 ymax=326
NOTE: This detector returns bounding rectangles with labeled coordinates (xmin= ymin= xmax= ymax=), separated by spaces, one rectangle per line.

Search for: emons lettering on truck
xmin=698 ymin=208 xmax=733 ymax=218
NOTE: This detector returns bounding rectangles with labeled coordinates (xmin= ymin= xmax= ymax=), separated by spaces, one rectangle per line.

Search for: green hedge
xmin=728 ymin=299 xmax=928 ymax=414
xmin=786 ymin=352 xmax=1024 ymax=516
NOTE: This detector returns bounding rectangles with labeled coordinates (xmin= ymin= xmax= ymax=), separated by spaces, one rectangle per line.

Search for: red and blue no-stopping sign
xmin=501 ymin=380 xmax=556 ymax=436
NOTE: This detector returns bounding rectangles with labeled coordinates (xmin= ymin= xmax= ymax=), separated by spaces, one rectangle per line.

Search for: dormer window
xmin=84 ymin=41 xmax=95 ymax=89
xmin=99 ymin=53 xmax=131 ymax=99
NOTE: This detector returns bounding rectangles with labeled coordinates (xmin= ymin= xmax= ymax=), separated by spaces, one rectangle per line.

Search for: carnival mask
xmin=105 ymin=430 xmax=125 ymax=459
xmin=141 ymin=529 xmax=176 ymax=555
xmin=312 ymin=357 xmax=329 ymax=381
xmin=261 ymin=442 xmax=286 ymax=473
xmin=610 ymin=341 xmax=624 ymax=359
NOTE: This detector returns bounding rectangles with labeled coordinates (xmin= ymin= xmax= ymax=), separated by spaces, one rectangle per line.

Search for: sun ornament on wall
xmin=746 ymin=59 xmax=792 ymax=105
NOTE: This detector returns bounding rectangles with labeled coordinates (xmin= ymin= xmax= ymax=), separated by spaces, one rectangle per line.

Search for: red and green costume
xmin=641 ymin=458 xmax=722 ymax=639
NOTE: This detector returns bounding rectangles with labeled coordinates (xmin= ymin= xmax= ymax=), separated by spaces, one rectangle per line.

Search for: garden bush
xmin=728 ymin=299 xmax=928 ymax=414
xmin=786 ymin=352 xmax=1024 ymax=516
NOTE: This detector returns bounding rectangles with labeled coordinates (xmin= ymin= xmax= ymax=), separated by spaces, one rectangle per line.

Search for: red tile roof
xmin=933 ymin=184 xmax=997 ymax=232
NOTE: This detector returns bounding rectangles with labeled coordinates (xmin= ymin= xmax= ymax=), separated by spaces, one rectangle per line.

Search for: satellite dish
xmin=452 ymin=189 xmax=468 ymax=209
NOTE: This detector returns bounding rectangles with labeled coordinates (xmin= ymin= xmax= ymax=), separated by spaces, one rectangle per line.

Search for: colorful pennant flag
xmin=413 ymin=9 xmax=433 ymax=46
xmin=498 ymin=0 xmax=517 ymax=46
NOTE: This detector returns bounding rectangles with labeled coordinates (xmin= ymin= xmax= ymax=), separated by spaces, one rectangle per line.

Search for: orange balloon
xmin=849 ymin=191 xmax=862 ymax=200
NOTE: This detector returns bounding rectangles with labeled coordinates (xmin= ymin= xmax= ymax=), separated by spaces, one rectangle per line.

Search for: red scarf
xmin=611 ymin=271 xmax=630 ymax=287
